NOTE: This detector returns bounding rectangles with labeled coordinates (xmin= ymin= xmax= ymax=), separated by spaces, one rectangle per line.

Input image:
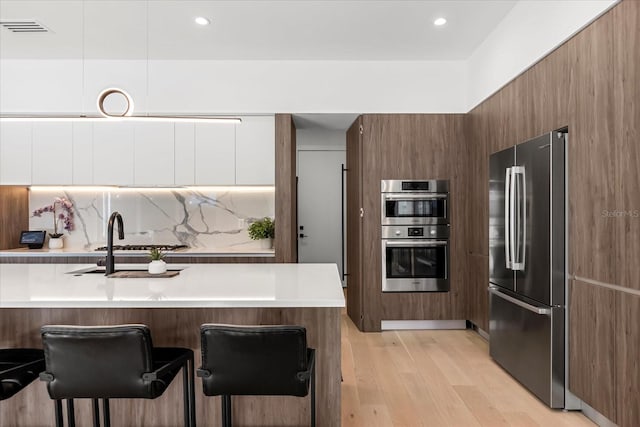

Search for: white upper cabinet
xmin=194 ymin=123 xmax=236 ymax=185
xmin=92 ymin=122 xmax=135 ymax=185
xmin=174 ymin=123 xmax=196 ymax=185
xmin=32 ymin=123 xmax=73 ymax=185
xmin=0 ymin=122 xmax=32 ymax=185
xmin=0 ymin=115 xmax=276 ymax=186
xmin=235 ymin=116 xmax=275 ymax=185
xmin=72 ymin=123 xmax=94 ymax=185
xmin=134 ymin=123 xmax=175 ymax=186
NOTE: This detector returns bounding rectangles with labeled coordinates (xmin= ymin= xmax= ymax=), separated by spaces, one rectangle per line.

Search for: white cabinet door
xmin=92 ymin=123 xmax=135 ymax=185
xmin=72 ymin=122 xmax=94 ymax=185
xmin=235 ymin=116 xmax=275 ymax=185
xmin=134 ymin=123 xmax=174 ymax=186
xmin=194 ymin=123 xmax=235 ymax=185
xmin=0 ymin=122 xmax=32 ymax=184
xmin=32 ymin=123 xmax=73 ymax=185
xmin=174 ymin=123 xmax=195 ymax=185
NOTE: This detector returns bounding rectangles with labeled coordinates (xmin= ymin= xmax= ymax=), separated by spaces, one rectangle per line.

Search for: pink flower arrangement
xmin=32 ymin=197 xmax=75 ymax=238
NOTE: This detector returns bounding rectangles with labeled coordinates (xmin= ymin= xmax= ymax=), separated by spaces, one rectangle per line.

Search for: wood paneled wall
xmin=0 ymin=186 xmax=28 ymax=250
xmin=275 ymin=114 xmax=297 ymax=263
xmin=465 ymin=1 xmax=640 ymax=424
xmin=345 ymin=118 xmax=363 ymax=330
xmin=347 ymin=114 xmax=468 ymax=332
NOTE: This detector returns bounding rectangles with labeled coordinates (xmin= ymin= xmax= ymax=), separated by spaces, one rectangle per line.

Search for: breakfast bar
xmin=0 ymin=263 xmax=344 ymax=426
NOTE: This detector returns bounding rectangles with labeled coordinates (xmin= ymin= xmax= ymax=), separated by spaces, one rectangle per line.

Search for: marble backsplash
xmin=29 ymin=188 xmax=275 ymax=251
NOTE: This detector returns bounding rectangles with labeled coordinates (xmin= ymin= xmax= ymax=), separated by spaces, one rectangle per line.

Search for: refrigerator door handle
xmin=504 ymin=167 xmax=512 ymax=269
xmin=512 ymin=166 xmax=526 ymax=271
xmin=488 ymin=286 xmax=550 ymax=315
xmin=509 ymin=167 xmax=517 ymax=269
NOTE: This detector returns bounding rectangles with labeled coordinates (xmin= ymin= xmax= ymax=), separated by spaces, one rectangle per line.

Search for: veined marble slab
xmin=29 ymin=188 xmax=275 ymax=251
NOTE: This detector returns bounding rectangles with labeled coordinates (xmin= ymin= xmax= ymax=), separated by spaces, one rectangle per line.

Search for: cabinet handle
xmin=359 ymin=208 xmax=364 ymax=218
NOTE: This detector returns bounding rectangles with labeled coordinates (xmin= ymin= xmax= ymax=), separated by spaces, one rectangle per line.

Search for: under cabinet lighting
xmin=29 ymin=186 xmax=275 ymax=193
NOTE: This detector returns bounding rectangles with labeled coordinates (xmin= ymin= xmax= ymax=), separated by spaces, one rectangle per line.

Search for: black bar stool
xmin=0 ymin=348 xmax=45 ymax=400
xmin=39 ymin=324 xmax=196 ymax=427
xmin=197 ymin=324 xmax=316 ymax=427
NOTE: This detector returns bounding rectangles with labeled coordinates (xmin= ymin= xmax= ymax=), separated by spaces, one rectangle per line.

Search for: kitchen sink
xmin=67 ymin=267 xmax=183 ymax=276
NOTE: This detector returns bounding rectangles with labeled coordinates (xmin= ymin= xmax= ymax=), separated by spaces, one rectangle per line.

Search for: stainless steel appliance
xmin=382 ymin=225 xmax=449 ymax=292
xmin=381 ymin=179 xmax=449 ymax=225
xmin=488 ymin=130 xmax=574 ymax=408
xmin=381 ymin=179 xmax=450 ymax=292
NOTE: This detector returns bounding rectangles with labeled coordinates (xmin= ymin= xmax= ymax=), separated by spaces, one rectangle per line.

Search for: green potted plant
xmin=248 ymin=217 xmax=275 ymax=249
xmin=147 ymin=247 xmax=167 ymax=274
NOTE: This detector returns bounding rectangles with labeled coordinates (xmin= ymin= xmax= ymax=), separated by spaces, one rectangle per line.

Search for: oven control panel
xmin=382 ymin=225 xmax=449 ymax=239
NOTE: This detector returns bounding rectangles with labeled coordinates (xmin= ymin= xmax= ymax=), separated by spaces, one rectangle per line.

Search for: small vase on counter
xmin=147 ymin=247 xmax=167 ymax=274
xmin=258 ymin=238 xmax=273 ymax=250
xmin=48 ymin=236 xmax=64 ymax=249
xmin=248 ymin=217 xmax=275 ymax=251
xmin=148 ymin=260 xmax=167 ymax=275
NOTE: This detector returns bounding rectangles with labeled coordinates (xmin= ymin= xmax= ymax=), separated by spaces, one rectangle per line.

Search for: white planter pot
xmin=48 ymin=237 xmax=64 ymax=249
xmin=148 ymin=260 xmax=167 ymax=275
xmin=258 ymin=238 xmax=273 ymax=249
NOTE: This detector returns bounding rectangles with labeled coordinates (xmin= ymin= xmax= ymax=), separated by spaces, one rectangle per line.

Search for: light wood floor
xmin=340 ymin=314 xmax=595 ymax=427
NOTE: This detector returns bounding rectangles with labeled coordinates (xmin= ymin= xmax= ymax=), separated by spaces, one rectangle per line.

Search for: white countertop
xmin=0 ymin=247 xmax=275 ymax=257
xmin=0 ymin=263 xmax=345 ymax=309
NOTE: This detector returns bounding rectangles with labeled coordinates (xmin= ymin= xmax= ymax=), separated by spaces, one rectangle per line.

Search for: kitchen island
xmin=0 ymin=263 xmax=344 ymax=426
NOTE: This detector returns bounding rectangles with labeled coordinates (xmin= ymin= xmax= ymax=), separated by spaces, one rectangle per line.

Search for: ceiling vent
xmin=0 ymin=20 xmax=49 ymax=33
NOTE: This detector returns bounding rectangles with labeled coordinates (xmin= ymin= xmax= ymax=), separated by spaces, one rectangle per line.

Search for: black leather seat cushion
xmin=200 ymin=324 xmax=310 ymax=397
xmin=41 ymin=325 xmax=186 ymax=399
xmin=0 ymin=348 xmax=45 ymax=400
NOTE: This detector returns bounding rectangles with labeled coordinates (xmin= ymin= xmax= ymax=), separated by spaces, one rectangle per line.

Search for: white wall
xmin=0 ymin=1 xmax=618 ymax=115
xmin=466 ymin=0 xmax=617 ymax=110
xmin=0 ymin=59 xmax=468 ymax=114
xmin=296 ymin=129 xmax=346 ymax=152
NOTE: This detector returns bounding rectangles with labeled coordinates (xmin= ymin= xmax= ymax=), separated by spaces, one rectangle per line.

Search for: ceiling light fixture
xmin=0 ymin=87 xmax=241 ymax=124
xmin=434 ymin=17 xmax=447 ymax=27
xmin=194 ymin=16 xmax=210 ymax=26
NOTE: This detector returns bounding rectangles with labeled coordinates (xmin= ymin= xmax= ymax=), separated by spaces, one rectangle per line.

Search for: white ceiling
xmin=0 ymin=0 xmax=517 ymax=60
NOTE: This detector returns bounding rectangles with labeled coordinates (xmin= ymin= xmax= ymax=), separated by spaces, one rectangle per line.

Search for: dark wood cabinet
xmin=346 ymin=114 xmax=467 ymax=332
xmin=346 ymin=117 xmax=364 ymax=330
xmin=569 ymin=280 xmax=617 ymax=423
xmin=0 ymin=186 xmax=28 ymax=250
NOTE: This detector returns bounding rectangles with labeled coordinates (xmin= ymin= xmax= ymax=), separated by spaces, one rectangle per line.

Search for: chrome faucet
xmin=105 ymin=211 xmax=124 ymax=276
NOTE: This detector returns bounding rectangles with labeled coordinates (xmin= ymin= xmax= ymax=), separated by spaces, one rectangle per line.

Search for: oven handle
xmin=384 ymin=240 xmax=448 ymax=247
xmin=382 ymin=193 xmax=448 ymax=200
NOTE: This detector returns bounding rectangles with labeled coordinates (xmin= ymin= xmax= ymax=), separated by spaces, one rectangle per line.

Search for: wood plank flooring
xmin=340 ymin=313 xmax=594 ymax=427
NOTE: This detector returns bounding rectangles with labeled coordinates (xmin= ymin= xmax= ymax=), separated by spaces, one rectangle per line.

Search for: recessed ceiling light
xmin=194 ymin=17 xmax=210 ymax=26
xmin=434 ymin=17 xmax=447 ymax=27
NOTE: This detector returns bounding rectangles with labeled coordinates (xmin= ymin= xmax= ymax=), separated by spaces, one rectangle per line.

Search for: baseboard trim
xmin=580 ymin=400 xmax=618 ymax=427
xmin=380 ymin=320 xmax=467 ymax=330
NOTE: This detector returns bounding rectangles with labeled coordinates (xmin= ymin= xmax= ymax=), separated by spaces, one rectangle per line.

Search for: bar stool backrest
xmin=41 ymin=325 xmax=155 ymax=399
xmin=200 ymin=324 xmax=310 ymax=397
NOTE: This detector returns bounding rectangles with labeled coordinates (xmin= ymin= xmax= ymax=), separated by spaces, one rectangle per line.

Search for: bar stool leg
xmin=55 ymin=400 xmax=64 ymax=427
xmin=311 ymin=363 xmax=316 ymax=427
xmin=182 ymin=360 xmax=189 ymax=427
xmin=221 ymin=395 xmax=232 ymax=427
xmin=188 ymin=356 xmax=196 ymax=427
xmin=92 ymin=399 xmax=100 ymax=427
xmin=103 ymin=399 xmax=111 ymax=427
xmin=66 ymin=399 xmax=76 ymax=427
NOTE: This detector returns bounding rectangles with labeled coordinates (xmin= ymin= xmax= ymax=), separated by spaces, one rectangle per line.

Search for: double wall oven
xmin=381 ymin=180 xmax=450 ymax=292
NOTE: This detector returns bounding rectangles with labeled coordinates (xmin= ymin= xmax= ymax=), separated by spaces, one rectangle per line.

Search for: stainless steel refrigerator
xmin=488 ymin=131 xmax=574 ymax=408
